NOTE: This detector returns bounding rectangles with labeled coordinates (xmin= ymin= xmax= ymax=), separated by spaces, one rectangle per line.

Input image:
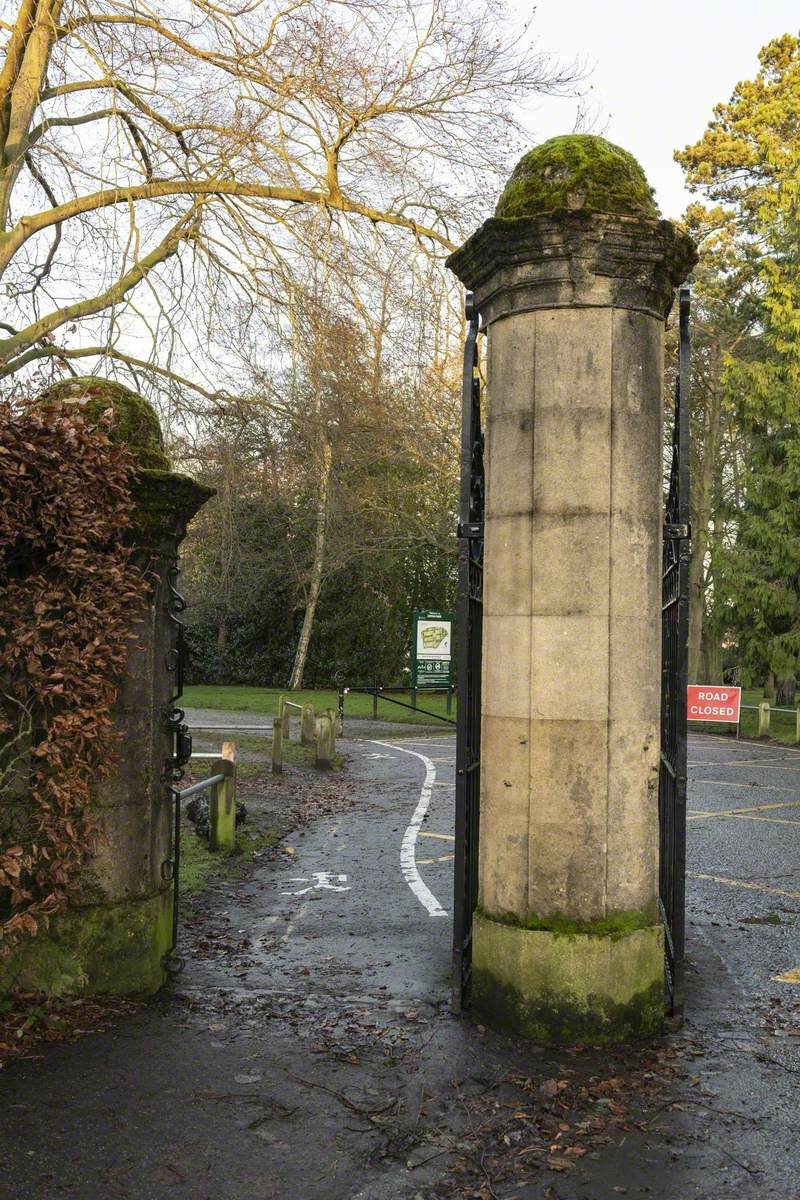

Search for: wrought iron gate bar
xmin=452 ymin=293 xmax=485 ymax=1012
xmin=658 ymin=285 xmax=691 ymax=1018
xmin=163 ymin=564 xmax=193 ymax=964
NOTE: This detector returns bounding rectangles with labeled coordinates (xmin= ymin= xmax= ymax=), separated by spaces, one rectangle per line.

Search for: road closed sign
xmin=687 ymin=685 xmax=742 ymax=723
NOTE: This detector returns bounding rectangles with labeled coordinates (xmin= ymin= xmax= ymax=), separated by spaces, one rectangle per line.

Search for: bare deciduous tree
xmin=0 ymin=0 xmax=575 ymax=393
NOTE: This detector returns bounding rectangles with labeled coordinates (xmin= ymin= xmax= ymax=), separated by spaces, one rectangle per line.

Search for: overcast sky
xmin=508 ymin=1 xmax=798 ymax=220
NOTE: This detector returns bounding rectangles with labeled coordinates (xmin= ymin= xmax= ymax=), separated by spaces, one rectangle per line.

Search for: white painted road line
xmin=371 ymin=740 xmax=448 ymax=918
xmin=688 ymin=872 xmax=800 ymax=901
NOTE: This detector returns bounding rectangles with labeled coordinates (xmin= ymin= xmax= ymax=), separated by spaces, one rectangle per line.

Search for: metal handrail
xmin=177 ymin=772 xmax=225 ymax=801
xmin=740 ymin=704 xmax=799 ymax=715
xmin=182 ymin=723 xmax=271 ymax=730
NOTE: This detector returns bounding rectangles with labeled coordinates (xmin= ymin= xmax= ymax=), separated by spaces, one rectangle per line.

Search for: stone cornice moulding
xmin=447 ymin=211 xmax=698 ymax=325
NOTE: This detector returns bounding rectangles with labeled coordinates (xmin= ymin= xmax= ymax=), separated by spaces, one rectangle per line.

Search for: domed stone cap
xmin=495 ymin=134 xmax=659 ymax=222
xmin=40 ymin=375 xmax=170 ymax=471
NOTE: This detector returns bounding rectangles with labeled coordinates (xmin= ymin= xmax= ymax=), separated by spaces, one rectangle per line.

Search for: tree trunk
xmin=288 ymin=441 xmax=332 ymax=691
xmin=687 ymin=535 xmax=706 ymax=684
xmin=764 ymin=672 xmax=775 ymax=700
xmin=702 ymin=635 xmax=724 ymax=684
xmin=687 ymin=366 xmax=721 ymax=684
xmin=216 ymin=617 xmax=227 ymax=683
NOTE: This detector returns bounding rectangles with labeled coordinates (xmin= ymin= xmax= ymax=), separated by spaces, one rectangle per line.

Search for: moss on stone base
xmin=472 ymin=911 xmax=664 ymax=1043
xmin=0 ymin=890 xmax=173 ymax=997
xmin=495 ymin=134 xmax=659 ymax=222
xmin=473 ymin=970 xmax=664 ymax=1044
xmin=478 ymin=904 xmax=660 ymax=941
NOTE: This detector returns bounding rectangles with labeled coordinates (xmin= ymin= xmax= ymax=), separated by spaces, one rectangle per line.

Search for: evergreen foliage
xmin=676 ymin=34 xmax=800 ymax=689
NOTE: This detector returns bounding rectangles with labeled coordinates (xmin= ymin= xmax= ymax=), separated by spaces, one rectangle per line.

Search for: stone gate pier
xmin=448 ymin=136 xmax=696 ymax=1040
xmin=0 ymin=379 xmax=211 ymax=996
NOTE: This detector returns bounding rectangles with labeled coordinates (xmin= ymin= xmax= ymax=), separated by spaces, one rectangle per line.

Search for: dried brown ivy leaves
xmin=0 ymin=399 xmax=149 ymax=957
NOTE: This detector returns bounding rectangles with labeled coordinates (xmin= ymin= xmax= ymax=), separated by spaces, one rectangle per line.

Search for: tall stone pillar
xmin=1 ymin=379 xmax=212 ymax=996
xmin=448 ymin=136 xmax=696 ymax=1040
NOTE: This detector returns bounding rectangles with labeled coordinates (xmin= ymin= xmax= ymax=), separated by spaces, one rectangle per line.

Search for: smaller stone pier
xmin=0 ymin=378 xmax=212 ymax=995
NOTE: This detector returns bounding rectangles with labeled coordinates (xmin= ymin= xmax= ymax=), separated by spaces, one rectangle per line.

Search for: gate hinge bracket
xmin=458 ymin=521 xmax=484 ymax=540
xmin=664 ymin=523 xmax=691 ymax=541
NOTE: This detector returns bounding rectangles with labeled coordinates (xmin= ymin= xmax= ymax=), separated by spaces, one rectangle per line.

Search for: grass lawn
xmin=179 ymin=825 xmax=282 ymax=895
xmin=689 ymin=686 xmax=800 ymax=747
xmin=181 ymin=684 xmax=456 ymax=727
xmin=184 ymin=684 xmax=799 ymax=744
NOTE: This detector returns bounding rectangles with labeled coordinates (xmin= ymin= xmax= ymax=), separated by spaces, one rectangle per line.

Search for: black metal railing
xmin=339 ymin=682 xmax=456 ymax=727
xmin=452 ymin=293 xmax=484 ymax=1012
xmin=163 ymin=565 xmax=194 ymax=964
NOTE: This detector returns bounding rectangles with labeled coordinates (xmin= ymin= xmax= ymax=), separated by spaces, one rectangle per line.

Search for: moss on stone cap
xmin=495 ymin=134 xmax=659 ymax=222
xmin=129 ymin=468 xmax=215 ymax=545
xmin=40 ymin=375 xmax=170 ymax=470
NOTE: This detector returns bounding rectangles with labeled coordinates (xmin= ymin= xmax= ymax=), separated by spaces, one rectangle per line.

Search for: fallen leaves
xmin=0 ymin=990 xmax=137 ymax=1068
xmin=424 ymin=1044 xmax=685 ymax=1199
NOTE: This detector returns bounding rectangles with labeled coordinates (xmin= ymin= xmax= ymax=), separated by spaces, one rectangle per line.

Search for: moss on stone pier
xmin=472 ymin=911 xmax=665 ymax=1043
xmin=0 ymin=890 xmax=173 ymax=996
xmin=473 ymin=970 xmax=664 ymax=1044
xmin=130 ymin=468 xmax=215 ymax=544
xmin=495 ymin=134 xmax=659 ymax=222
xmin=478 ymin=905 xmax=660 ymax=942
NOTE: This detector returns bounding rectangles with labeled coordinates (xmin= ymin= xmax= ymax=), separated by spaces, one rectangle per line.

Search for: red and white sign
xmin=686 ymin=685 xmax=741 ymax=723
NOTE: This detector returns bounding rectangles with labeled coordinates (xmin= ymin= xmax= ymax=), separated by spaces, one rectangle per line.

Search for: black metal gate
xmin=659 ymin=285 xmax=691 ymax=1017
xmin=452 ymin=295 xmax=484 ymax=1011
xmin=164 ymin=565 xmax=193 ymax=964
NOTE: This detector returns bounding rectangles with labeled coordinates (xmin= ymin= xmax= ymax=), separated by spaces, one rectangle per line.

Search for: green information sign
xmin=411 ymin=610 xmax=453 ymax=698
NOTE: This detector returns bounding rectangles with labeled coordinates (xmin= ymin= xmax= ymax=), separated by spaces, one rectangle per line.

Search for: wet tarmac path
xmin=1 ymin=729 xmax=799 ymax=1198
xmin=181 ymin=733 xmax=459 ymax=1025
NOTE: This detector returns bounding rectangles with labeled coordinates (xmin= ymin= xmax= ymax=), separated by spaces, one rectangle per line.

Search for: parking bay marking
xmin=688 ymin=800 xmax=800 ymax=822
xmin=773 ymin=967 xmax=800 ymax=984
xmin=693 ymin=814 xmax=800 ymax=827
xmin=688 ymin=779 xmax=800 ymax=794
xmin=688 ymin=872 xmax=800 ymax=901
xmin=690 ymin=759 xmax=800 ymax=772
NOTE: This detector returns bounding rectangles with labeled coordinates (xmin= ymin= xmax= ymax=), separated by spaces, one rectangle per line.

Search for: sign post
xmin=686 ymin=685 xmax=742 ymax=733
xmin=411 ymin=610 xmax=453 ymax=712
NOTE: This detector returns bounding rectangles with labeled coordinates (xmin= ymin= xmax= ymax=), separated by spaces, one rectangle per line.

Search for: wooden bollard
xmin=315 ymin=714 xmax=335 ymax=769
xmin=279 ymin=694 xmax=290 ymax=737
xmin=301 ymin=703 xmax=316 ymax=746
xmin=209 ymin=757 xmax=236 ymax=852
xmin=272 ymin=716 xmax=283 ymax=774
xmin=758 ymin=701 xmax=770 ymax=737
xmin=325 ymin=708 xmax=337 ymax=754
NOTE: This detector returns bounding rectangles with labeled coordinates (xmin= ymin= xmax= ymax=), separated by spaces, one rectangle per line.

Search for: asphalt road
xmin=1 ymin=729 xmax=800 ymax=1198
xmin=687 ymin=732 xmax=800 ymax=1007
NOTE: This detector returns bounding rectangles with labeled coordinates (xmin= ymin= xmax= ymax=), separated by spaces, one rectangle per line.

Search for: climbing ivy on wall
xmin=0 ymin=399 xmax=148 ymax=957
